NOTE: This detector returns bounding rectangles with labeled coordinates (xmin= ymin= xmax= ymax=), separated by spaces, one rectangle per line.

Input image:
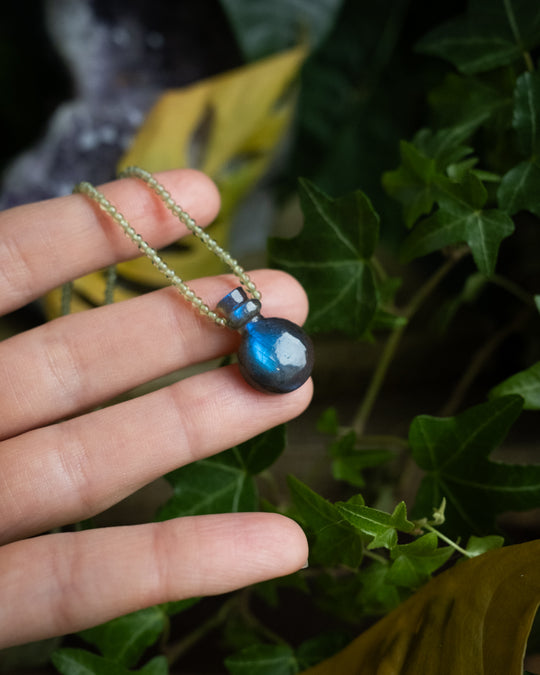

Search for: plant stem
xmin=363 ymin=549 xmax=390 ymax=565
xmin=165 ymin=598 xmax=236 ymax=666
xmin=237 ymin=592 xmax=289 ymax=646
xmin=352 ymin=253 xmax=465 ymax=435
xmin=439 ymin=308 xmax=530 ymax=417
xmin=489 ymin=274 xmax=537 ymax=308
xmin=423 ymin=523 xmax=472 ymax=558
xmin=524 ymin=51 xmax=535 ymax=72
xmin=353 ymin=325 xmax=405 ymax=436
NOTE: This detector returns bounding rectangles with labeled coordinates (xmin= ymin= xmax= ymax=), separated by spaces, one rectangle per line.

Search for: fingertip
xmin=260 ymin=513 xmax=310 ymax=574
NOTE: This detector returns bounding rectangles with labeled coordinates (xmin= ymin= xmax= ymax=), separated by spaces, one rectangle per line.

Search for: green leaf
xmin=157 ymin=451 xmax=257 ymax=520
xmin=330 ymin=432 xmax=394 ymax=488
xmin=465 ymin=534 xmax=505 ymax=557
xmin=78 ymin=608 xmax=166 ymax=668
xmin=51 ymin=649 xmax=168 ymax=675
xmin=498 ymin=71 xmax=540 ymax=216
xmin=387 ymin=532 xmax=454 ymax=589
xmin=300 ymin=539 xmax=540 ymax=675
xmin=138 ymin=658 xmax=168 ymax=675
xmin=296 ymin=633 xmax=352 ymax=670
xmin=268 ymin=178 xmax=380 ymax=338
xmin=498 ymin=159 xmax=540 ymax=216
xmin=316 ymin=407 xmax=339 ymax=435
xmin=513 ymin=70 xmax=540 ymax=154
xmin=401 ymin=172 xmax=515 ymax=276
xmin=236 ymin=424 xmax=287 ymax=475
xmin=0 ymin=637 xmax=61 ymax=673
xmin=225 ymin=644 xmax=298 ymax=675
xmin=428 ymin=73 xmax=512 ymax=132
xmin=287 ymin=476 xmax=363 ymax=567
xmin=255 ymin=572 xmax=309 ymax=608
xmin=157 ymin=426 xmax=285 ymax=520
xmin=335 ymin=500 xmax=415 ymax=550
xmin=409 ymin=395 xmax=540 ymax=536
xmin=413 ymin=127 xmax=475 ymax=170
xmin=382 ymin=129 xmax=478 ymax=229
xmin=490 ymin=361 xmax=540 ymax=409
xmin=382 ymin=140 xmax=442 ymax=228
xmin=416 ymin=0 xmax=540 ymax=75
xmin=535 ymin=295 xmax=540 ymax=312
xmin=219 ymin=0 xmax=345 ymax=60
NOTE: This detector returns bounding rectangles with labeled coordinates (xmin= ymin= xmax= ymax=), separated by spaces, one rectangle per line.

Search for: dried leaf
xmin=301 ymin=539 xmax=540 ymax=675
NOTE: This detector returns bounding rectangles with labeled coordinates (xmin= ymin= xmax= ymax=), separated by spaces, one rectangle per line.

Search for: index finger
xmin=0 ymin=169 xmax=221 ymax=315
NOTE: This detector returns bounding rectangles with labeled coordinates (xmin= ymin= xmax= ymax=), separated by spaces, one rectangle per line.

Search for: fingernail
xmin=301 ymin=560 xmax=309 ymax=569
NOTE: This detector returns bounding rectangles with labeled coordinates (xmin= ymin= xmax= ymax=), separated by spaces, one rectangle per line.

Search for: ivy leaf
xmin=335 ymin=500 xmax=414 ymax=550
xmin=288 ymin=476 xmax=363 ymax=567
xmin=0 ymin=637 xmax=61 ymax=673
xmin=428 ymin=73 xmax=512 ymax=131
xmin=330 ymin=432 xmax=394 ymax=488
xmin=387 ymin=532 xmax=454 ymax=589
xmin=300 ymin=539 xmax=540 ymax=675
xmin=382 ymin=128 xmax=475 ymax=228
xmin=465 ymin=534 xmax=505 ymax=557
xmin=416 ymin=0 xmax=540 ymax=75
xmin=296 ymin=633 xmax=352 ymax=671
xmin=157 ymin=451 xmax=257 ymax=519
xmin=316 ymin=407 xmax=339 ymax=435
xmin=78 ymin=608 xmax=166 ymax=668
xmin=219 ymin=0 xmax=345 ymax=60
xmin=157 ymin=426 xmax=285 ymax=520
xmin=235 ymin=424 xmax=287 ymax=475
xmin=225 ymin=644 xmax=298 ymax=675
xmin=382 ymin=140 xmax=444 ymax=228
xmin=268 ymin=178 xmax=380 ymax=338
xmin=401 ymin=171 xmax=515 ymax=276
xmin=490 ymin=361 xmax=540 ymax=409
xmin=51 ymin=649 xmax=168 ymax=675
xmin=498 ymin=71 xmax=540 ymax=216
xmin=512 ymin=70 xmax=540 ymax=154
xmin=497 ymin=159 xmax=540 ymax=217
xmin=409 ymin=395 xmax=540 ymax=536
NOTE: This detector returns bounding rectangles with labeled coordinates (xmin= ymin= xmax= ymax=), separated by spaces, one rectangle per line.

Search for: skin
xmin=0 ymin=169 xmax=311 ymax=648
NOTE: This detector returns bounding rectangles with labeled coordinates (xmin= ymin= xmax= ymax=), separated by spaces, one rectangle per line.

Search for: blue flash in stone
xmin=217 ymin=287 xmax=314 ymax=394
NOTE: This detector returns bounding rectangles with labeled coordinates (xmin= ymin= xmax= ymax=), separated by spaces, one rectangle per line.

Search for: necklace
xmin=74 ymin=166 xmax=314 ymax=394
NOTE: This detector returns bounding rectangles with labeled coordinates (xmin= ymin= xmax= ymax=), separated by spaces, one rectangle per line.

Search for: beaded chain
xmin=74 ymin=166 xmax=261 ymax=328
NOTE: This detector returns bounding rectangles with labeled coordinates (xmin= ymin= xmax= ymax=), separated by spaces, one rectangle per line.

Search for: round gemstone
xmin=238 ymin=317 xmax=314 ymax=394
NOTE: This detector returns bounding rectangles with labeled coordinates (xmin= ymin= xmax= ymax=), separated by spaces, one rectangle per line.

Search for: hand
xmin=0 ymin=170 xmax=311 ymax=648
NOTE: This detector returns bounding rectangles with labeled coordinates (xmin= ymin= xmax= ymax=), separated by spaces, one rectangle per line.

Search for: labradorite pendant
xmin=217 ymin=287 xmax=314 ymax=394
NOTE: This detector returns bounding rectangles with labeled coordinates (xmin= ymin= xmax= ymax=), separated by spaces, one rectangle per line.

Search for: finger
xmin=0 ymin=270 xmax=309 ymax=440
xmin=1 ymin=364 xmax=313 ymax=543
xmin=0 ymin=169 xmax=220 ymax=315
xmin=0 ymin=512 xmax=308 ymax=648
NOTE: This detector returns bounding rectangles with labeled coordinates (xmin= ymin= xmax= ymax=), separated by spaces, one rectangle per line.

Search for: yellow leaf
xmin=117 ymin=44 xmax=306 ymax=284
xmin=118 ymin=45 xmax=306 ymax=179
xmin=302 ymin=540 xmax=540 ymax=675
xmin=47 ymin=47 xmax=305 ymax=318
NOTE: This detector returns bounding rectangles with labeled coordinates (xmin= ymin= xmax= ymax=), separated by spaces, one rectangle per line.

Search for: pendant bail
xmin=217 ymin=287 xmax=261 ymax=329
